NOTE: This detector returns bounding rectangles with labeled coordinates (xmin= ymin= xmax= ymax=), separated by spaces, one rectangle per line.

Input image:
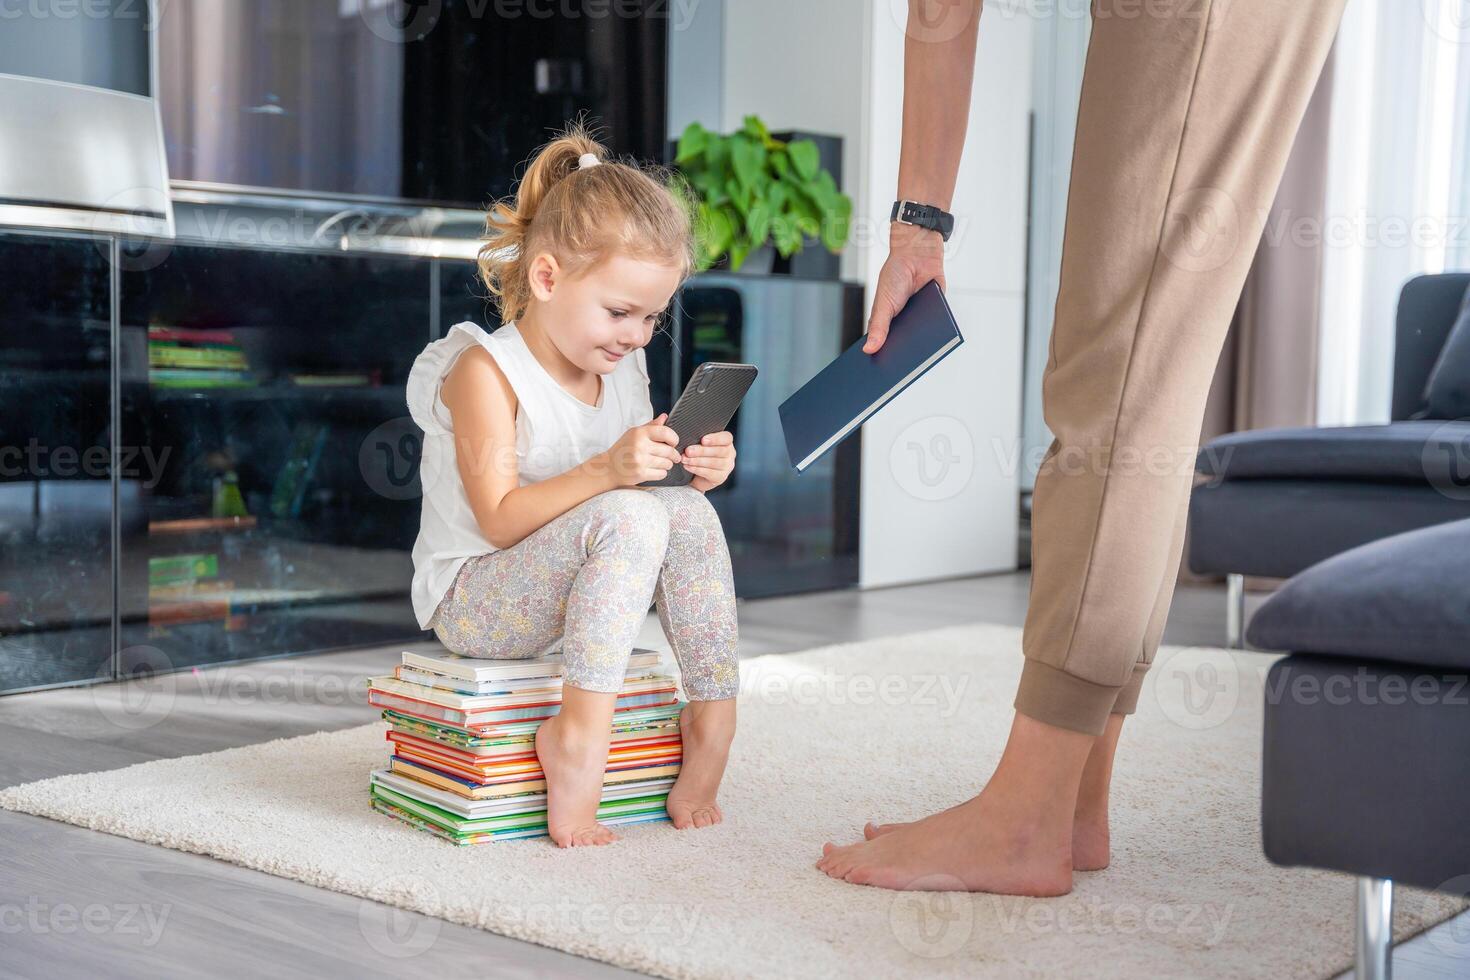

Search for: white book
xmin=401 ymin=647 xmax=663 ymax=683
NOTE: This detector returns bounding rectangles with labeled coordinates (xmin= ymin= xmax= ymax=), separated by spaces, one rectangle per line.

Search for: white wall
xmin=695 ymin=0 xmax=1033 ymax=588
xmin=719 ymin=0 xmax=871 ymax=283
xmin=856 ymin=2 xmax=1032 ymax=587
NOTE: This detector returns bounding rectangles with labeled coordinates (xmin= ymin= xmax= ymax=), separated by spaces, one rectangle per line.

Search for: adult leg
xmin=433 ymin=488 xmax=670 ymax=846
xmin=644 ymin=486 xmax=740 ymax=829
xmin=820 ymin=0 xmax=1347 ymax=892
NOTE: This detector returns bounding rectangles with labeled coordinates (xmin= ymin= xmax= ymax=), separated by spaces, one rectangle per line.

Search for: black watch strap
xmin=891 ymin=200 xmax=954 ymax=241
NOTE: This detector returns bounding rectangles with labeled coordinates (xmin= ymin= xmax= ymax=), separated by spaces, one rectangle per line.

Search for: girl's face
xmin=527 ymin=250 xmax=682 ymax=375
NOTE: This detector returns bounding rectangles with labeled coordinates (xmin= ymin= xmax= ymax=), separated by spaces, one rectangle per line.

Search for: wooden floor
xmin=0 ymin=573 xmax=1463 ymax=979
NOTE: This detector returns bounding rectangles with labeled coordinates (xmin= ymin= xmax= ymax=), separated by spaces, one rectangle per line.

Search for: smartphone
xmin=639 ymin=362 xmax=759 ymax=487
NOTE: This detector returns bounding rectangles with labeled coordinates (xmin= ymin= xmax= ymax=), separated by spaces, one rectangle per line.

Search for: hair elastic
xmin=577 ymin=153 xmax=601 ymax=170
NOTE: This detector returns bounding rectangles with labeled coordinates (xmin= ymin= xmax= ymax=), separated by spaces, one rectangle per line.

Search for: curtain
xmin=1199 ymin=48 xmax=1338 ymax=440
xmin=1180 ymin=47 xmax=1340 ymax=585
xmin=1316 ymin=0 xmax=1470 ymax=425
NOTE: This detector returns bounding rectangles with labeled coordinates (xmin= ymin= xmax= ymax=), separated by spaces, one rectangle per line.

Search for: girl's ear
xmin=526 ymin=252 xmax=561 ymax=302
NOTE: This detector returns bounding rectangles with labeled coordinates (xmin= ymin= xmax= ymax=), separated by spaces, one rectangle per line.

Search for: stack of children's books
xmin=366 ymin=648 xmax=683 ymax=844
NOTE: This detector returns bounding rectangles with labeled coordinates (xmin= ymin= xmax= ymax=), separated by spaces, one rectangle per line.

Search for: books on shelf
xmin=147 ymin=325 xmax=256 ymax=389
xmin=367 ymin=647 xmax=682 ymax=844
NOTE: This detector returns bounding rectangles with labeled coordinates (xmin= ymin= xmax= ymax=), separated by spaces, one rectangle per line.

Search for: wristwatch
xmin=891 ymin=200 xmax=955 ymax=241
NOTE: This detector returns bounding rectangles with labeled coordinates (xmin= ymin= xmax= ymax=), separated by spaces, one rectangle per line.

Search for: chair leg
xmin=1226 ymin=574 xmax=1245 ymax=649
xmin=1356 ymin=876 xmax=1393 ymax=980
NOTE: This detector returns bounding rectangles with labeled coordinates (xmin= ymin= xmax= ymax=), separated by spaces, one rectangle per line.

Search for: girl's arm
xmin=441 ymin=347 xmax=679 ymax=549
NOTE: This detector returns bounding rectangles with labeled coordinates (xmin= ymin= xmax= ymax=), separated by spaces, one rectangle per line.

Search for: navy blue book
xmin=779 ymin=280 xmax=963 ymax=472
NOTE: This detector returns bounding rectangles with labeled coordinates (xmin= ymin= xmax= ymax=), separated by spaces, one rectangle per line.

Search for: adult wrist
xmin=891 ymin=199 xmax=955 ymax=241
xmin=889 ymin=219 xmax=947 ymax=253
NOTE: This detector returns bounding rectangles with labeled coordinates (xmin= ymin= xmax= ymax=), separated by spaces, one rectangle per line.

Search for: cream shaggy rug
xmin=1 ymin=624 xmax=1463 ymax=979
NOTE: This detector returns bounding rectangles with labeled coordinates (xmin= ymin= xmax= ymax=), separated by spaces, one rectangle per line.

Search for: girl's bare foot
xmin=535 ymin=691 xmax=617 ymax=847
xmin=666 ymin=699 xmax=735 ymax=829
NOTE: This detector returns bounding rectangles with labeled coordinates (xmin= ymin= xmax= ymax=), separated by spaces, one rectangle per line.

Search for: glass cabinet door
xmin=0 ymin=231 xmax=116 ymax=692
xmin=116 ymin=243 xmax=433 ymax=674
xmin=656 ymin=275 xmax=863 ymax=598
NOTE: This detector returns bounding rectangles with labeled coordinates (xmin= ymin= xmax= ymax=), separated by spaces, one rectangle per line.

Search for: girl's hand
xmin=606 ymin=413 xmax=681 ymax=486
xmin=682 ymin=431 xmax=736 ymax=492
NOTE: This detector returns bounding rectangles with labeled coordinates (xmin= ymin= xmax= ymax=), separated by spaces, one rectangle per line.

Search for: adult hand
xmin=862 ymin=222 xmax=947 ymax=354
xmin=680 ymin=431 xmax=735 ymax=492
xmin=605 ymin=413 xmax=681 ymax=486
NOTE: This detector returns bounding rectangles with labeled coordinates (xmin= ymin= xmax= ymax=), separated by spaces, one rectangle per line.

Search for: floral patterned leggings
xmin=429 ymin=486 xmax=740 ymax=700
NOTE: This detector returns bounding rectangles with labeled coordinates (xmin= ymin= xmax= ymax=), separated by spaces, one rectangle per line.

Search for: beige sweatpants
xmin=1015 ymin=0 xmax=1349 ymax=735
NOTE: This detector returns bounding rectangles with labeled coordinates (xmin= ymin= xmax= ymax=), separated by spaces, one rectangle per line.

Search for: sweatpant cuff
xmin=1111 ymin=663 xmax=1149 ymax=717
xmin=1013 ymin=659 xmax=1126 ymax=737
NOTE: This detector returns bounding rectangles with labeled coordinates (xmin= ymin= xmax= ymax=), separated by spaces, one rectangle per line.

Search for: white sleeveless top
xmin=405 ymin=320 xmax=654 ymax=629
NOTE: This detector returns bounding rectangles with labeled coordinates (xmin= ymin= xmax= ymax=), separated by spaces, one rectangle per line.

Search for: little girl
xmin=405 ymin=124 xmax=740 ymax=848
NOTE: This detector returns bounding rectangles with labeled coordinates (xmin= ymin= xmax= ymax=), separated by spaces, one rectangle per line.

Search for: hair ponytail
xmin=478 ymin=120 xmax=695 ymax=323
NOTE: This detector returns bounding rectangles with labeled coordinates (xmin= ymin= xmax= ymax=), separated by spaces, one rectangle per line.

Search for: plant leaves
xmin=729 ymin=238 xmax=751 ymax=271
xmin=703 ymin=204 xmax=735 ymax=260
xmin=742 ymin=115 xmax=769 ymax=142
xmin=725 ymin=177 xmax=750 ymax=217
xmin=704 ymin=135 xmax=730 ymax=176
xmin=788 ymin=139 xmax=820 ymax=180
xmin=676 ymin=122 xmax=708 ymax=163
xmin=770 ymin=215 xmax=801 ymax=257
xmin=765 ymin=182 xmax=788 ymax=214
xmin=822 ymin=194 xmax=853 ymax=252
xmin=746 ymin=202 xmax=771 ymax=246
xmin=731 ymin=138 xmax=764 ymax=192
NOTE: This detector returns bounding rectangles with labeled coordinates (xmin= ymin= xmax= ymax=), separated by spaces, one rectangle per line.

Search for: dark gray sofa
xmin=1189 ymin=272 xmax=1470 ymax=645
xmin=1248 ymin=518 xmax=1470 ymax=980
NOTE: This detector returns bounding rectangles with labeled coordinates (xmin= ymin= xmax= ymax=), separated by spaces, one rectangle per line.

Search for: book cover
xmin=778 ymin=279 xmax=963 ymax=472
xmin=401 ymin=647 xmax=663 ymax=683
xmin=367 ymin=673 xmax=676 ymax=712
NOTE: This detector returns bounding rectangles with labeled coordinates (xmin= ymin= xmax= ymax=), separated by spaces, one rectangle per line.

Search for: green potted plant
xmin=673 ymin=115 xmax=853 ymax=275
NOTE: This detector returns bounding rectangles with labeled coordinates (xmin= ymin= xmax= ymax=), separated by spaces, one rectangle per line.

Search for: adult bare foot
xmin=1072 ymin=712 xmax=1124 ymax=871
xmin=535 ymin=691 xmax=617 ymax=847
xmin=819 ymin=792 xmax=1074 ymax=895
xmin=817 ymin=713 xmax=1094 ymax=893
xmin=666 ymin=699 xmax=735 ymax=829
xmin=864 ymin=713 xmax=1126 ymax=873
xmin=861 ymin=805 xmax=956 ymax=841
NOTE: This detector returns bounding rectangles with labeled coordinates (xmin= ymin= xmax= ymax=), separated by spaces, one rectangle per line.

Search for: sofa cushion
xmin=1421 ymin=285 xmax=1470 ymax=419
xmin=1261 ymin=655 xmax=1470 ymax=892
xmin=1195 ymin=419 xmax=1470 ymax=483
xmin=1187 ymin=479 xmax=1470 ymax=578
xmin=1246 ymin=517 xmax=1470 ymax=670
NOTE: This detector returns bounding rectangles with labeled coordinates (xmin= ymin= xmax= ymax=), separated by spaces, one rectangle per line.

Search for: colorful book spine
xmin=367 ymin=653 xmax=685 ymax=844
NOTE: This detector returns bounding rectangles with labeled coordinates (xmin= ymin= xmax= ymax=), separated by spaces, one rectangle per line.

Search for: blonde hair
xmin=478 ymin=121 xmax=696 ymax=323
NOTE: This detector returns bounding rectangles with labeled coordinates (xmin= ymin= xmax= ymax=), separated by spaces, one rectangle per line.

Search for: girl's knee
xmin=651 ymin=484 xmax=721 ymax=530
xmin=585 ymin=488 xmax=670 ymax=555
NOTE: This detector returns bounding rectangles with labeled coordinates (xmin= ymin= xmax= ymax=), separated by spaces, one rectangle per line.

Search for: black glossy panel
xmin=114 ymin=244 xmax=432 ymax=674
xmin=0 ymin=231 xmax=115 ymax=691
xmin=157 ymin=0 xmax=668 ymax=207
xmin=652 ymin=274 xmax=863 ymax=598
